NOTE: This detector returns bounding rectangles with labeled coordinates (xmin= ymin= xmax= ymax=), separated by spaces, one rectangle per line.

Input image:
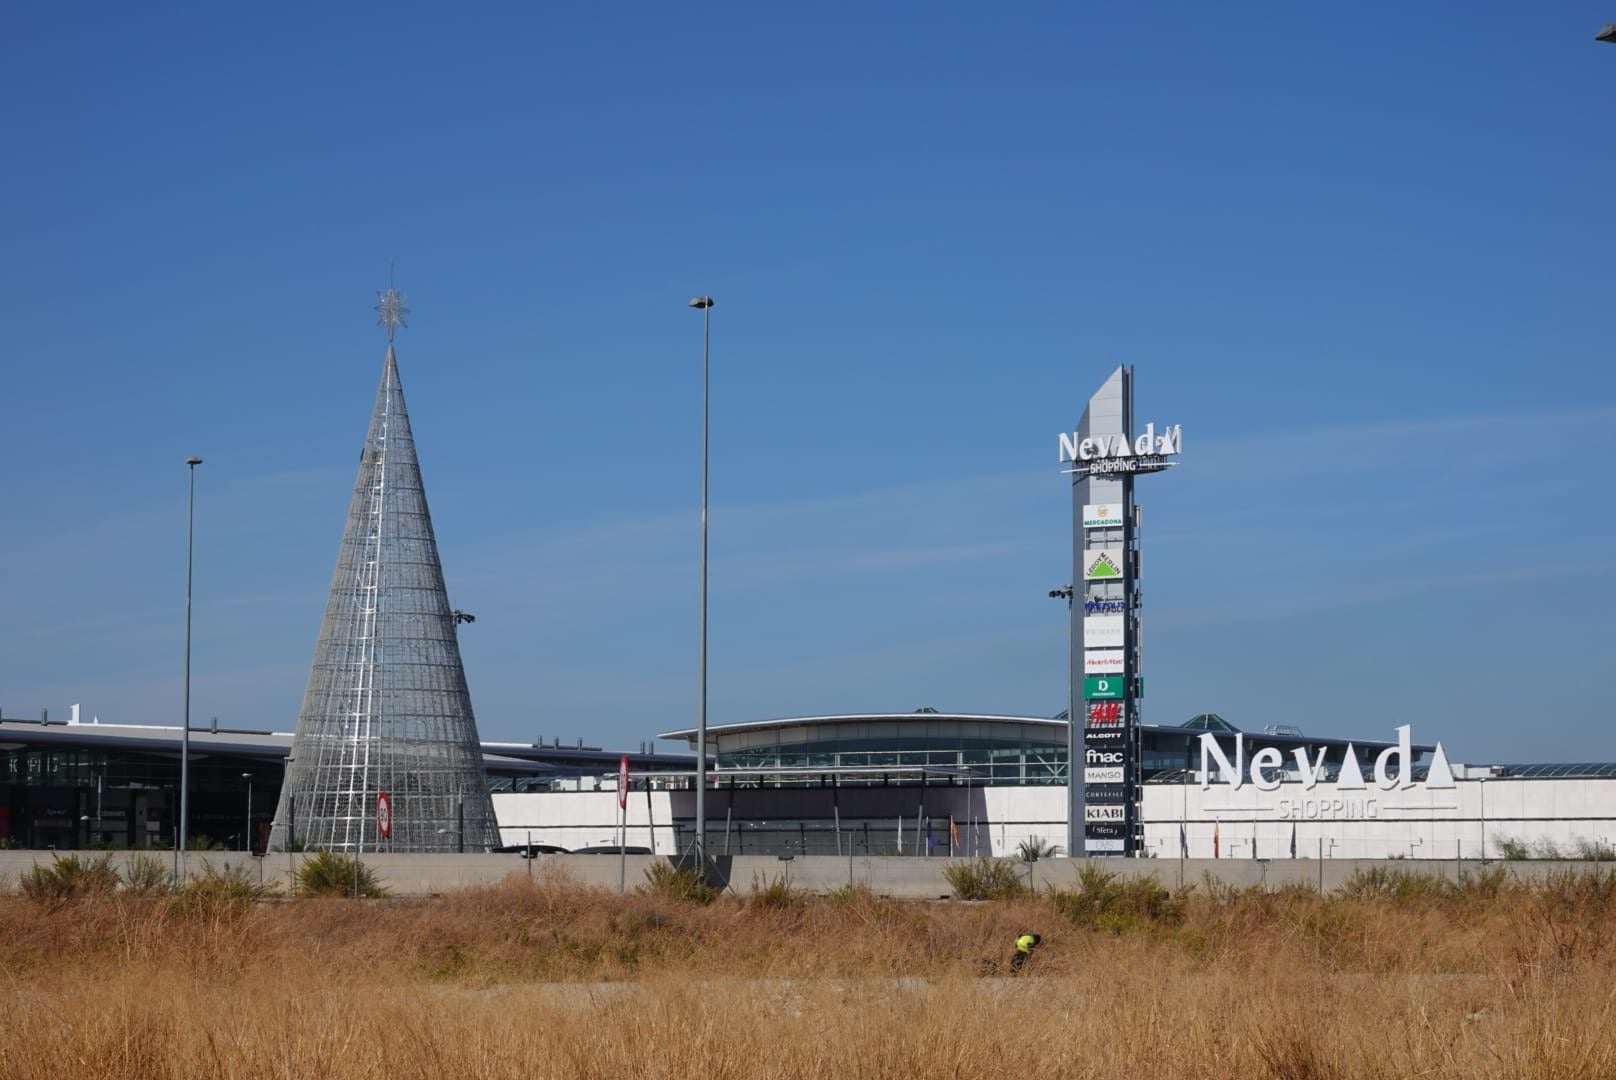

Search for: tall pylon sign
xmin=268 ymin=286 xmax=498 ymax=854
xmin=1059 ymin=366 xmax=1182 ymax=856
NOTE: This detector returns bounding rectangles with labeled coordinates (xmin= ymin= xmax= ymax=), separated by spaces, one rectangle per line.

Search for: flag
xmin=1213 ymin=820 xmax=1220 ymax=860
xmin=896 ymin=817 xmax=903 ymax=855
xmin=1179 ymin=822 xmax=1188 ymax=859
xmin=925 ymin=819 xmax=936 ymax=855
xmin=1289 ymin=821 xmax=1297 ymax=859
xmin=950 ymin=817 xmax=961 ymax=852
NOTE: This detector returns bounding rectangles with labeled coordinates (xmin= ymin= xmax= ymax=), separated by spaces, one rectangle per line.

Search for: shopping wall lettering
xmin=1198 ymin=725 xmax=1454 ymax=792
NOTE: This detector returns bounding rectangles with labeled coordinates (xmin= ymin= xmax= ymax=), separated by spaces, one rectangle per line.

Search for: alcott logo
xmin=1199 ymin=725 xmax=1456 ymax=792
xmin=1084 ymin=549 xmax=1123 ymax=579
xmin=1059 ymin=423 xmax=1183 ymax=464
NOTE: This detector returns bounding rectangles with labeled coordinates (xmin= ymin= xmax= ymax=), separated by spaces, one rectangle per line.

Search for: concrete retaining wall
xmin=0 ymin=850 xmax=1609 ymax=899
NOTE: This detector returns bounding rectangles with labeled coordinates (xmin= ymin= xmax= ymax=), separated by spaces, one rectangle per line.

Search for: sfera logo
xmin=1198 ymin=725 xmax=1455 ymax=792
xmin=1085 ymin=748 xmax=1124 ymax=765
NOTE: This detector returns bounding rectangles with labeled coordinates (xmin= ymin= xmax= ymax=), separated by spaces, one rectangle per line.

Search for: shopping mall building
xmin=2 ymin=707 xmax=1613 ymax=861
xmin=6 ymin=361 xmax=1609 ymax=862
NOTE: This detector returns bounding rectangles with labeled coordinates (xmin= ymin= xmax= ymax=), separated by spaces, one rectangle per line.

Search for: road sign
xmin=1084 ymin=676 xmax=1124 ymax=700
xmin=376 ymin=792 xmax=392 ymax=840
xmin=618 ymin=755 xmax=630 ymax=811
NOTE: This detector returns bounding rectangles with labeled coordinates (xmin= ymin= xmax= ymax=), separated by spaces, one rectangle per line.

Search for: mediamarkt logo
xmin=1059 ymin=423 xmax=1183 ymax=476
xmin=1198 ymin=725 xmax=1454 ymax=792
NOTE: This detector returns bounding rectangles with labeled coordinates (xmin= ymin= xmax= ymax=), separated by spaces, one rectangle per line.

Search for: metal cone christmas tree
xmin=268 ymin=287 xmax=497 ymax=853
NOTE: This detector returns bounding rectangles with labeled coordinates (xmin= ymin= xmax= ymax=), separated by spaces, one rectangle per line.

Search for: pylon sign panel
xmin=1060 ymin=365 xmax=1182 ymax=858
xmin=1082 ymin=548 xmax=1124 ymax=580
xmin=1084 ymin=676 xmax=1125 ymax=700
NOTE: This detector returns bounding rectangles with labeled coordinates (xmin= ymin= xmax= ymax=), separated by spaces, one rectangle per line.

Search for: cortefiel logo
xmin=1085 ymin=748 xmax=1124 ymax=765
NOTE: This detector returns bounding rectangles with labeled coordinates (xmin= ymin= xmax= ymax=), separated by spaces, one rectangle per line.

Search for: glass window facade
xmin=711 ymin=719 xmax=1069 ymax=785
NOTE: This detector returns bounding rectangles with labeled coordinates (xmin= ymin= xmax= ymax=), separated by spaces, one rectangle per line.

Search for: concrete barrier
xmin=0 ymin=850 xmax=1608 ymax=899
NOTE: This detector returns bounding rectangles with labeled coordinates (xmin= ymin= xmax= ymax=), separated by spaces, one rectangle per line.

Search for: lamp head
xmin=186 ymin=456 xmax=203 ymax=466
xmin=688 ymin=296 xmax=714 ymax=309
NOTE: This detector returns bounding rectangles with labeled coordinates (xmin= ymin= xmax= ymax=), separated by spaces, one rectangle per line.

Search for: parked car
xmin=569 ymin=845 xmax=653 ymax=855
xmin=491 ymin=843 xmax=570 ymax=858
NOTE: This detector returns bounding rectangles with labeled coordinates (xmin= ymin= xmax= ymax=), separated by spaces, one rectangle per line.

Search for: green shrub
xmin=1016 ymin=836 xmax=1063 ymax=862
xmin=942 ymin=857 xmax=1027 ymax=901
xmin=172 ymin=860 xmax=279 ymax=917
xmin=1572 ymin=839 xmax=1616 ymax=862
xmin=19 ymin=854 xmax=121 ymax=906
xmin=122 ymin=854 xmax=173 ymax=896
xmin=1336 ymin=866 xmax=1456 ymax=903
xmin=1495 ymin=837 xmax=1531 ymax=861
xmin=1456 ymin=864 xmax=1509 ymax=900
xmin=825 ymin=881 xmax=879 ymax=908
xmin=747 ymin=871 xmax=808 ymax=910
xmin=294 ymin=850 xmax=387 ymax=898
xmin=1048 ymin=864 xmax=1184 ymax=932
xmin=640 ymin=861 xmax=719 ymax=905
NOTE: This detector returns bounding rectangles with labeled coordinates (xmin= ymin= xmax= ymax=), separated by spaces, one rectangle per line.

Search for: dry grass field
xmin=0 ymin=862 xmax=1613 ymax=1079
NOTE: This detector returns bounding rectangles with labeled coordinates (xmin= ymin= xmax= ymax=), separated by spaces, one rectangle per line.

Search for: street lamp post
xmin=688 ymin=295 xmax=714 ymax=861
xmin=241 ymin=773 xmax=253 ymax=853
xmin=180 ymin=455 xmax=203 ymax=867
xmin=1049 ymin=584 xmax=1075 ymax=853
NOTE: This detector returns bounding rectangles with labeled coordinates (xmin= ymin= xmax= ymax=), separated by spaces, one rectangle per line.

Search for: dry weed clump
xmin=0 ymin=867 xmax=1613 ymax=1077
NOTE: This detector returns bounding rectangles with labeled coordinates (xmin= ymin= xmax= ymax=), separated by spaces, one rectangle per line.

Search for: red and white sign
xmin=376 ymin=792 xmax=392 ymax=839
xmin=1087 ymin=701 xmax=1123 ymax=725
xmin=1085 ymin=649 xmax=1125 ymax=674
xmin=618 ymin=755 xmax=630 ymax=810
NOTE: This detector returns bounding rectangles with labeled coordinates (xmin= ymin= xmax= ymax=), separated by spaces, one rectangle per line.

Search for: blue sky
xmin=2 ymin=4 xmax=1612 ymax=764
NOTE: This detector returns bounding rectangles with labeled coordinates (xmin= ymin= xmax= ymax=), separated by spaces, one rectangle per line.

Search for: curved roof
xmin=657 ymin=712 xmax=1066 ymax=742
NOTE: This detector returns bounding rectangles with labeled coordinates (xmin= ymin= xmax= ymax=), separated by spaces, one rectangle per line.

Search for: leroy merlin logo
xmin=1084 ymin=551 xmax=1122 ymax=579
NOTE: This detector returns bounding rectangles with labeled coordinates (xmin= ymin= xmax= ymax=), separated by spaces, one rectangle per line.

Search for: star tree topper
xmin=374 ymin=286 xmax=411 ymax=342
